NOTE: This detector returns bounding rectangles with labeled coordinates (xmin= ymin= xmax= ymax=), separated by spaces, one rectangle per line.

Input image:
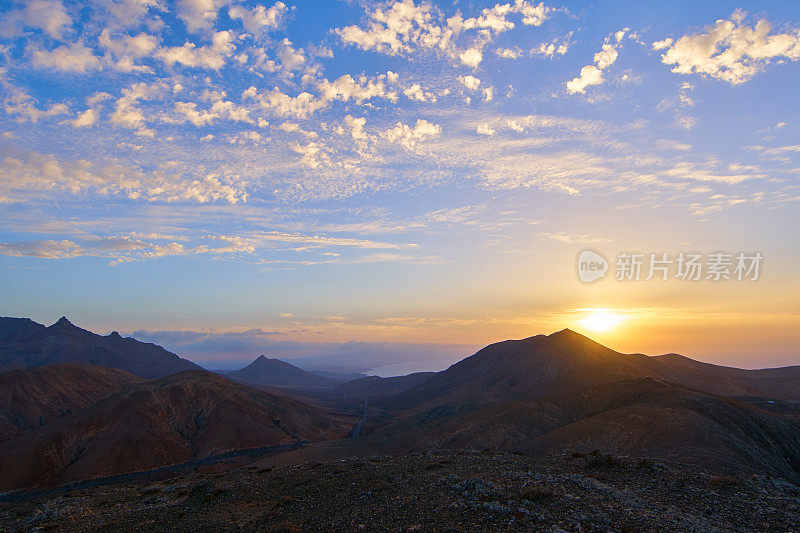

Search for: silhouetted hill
xmin=0 ymin=370 xmax=352 ymax=491
xmin=0 ymin=317 xmax=45 ymax=343
xmin=387 ymin=329 xmax=655 ymax=410
xmin=0 ymin=363 xmax=141 ymax=441
xmin=228 ymin=356 xmax=340 ymax=390
xmin=332 ymin=372 xmax=436 ymax=398
xmin=0 ymin=316 xmax=202 ymax=378
xmin=384 ymin=329 xmax=800 ymax=412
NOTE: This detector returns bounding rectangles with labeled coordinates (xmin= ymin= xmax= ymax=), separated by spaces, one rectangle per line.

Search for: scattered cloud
xmin=655 ymin=10 xmax=800 ymax=84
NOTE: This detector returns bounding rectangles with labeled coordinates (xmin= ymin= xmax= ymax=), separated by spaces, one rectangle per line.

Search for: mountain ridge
xmin=0 ymin=316 xmax=202 ymax=379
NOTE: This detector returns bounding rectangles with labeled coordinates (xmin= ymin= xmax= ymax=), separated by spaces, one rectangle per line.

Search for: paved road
xmin=350 ymin=398 xmax=369 ymax=439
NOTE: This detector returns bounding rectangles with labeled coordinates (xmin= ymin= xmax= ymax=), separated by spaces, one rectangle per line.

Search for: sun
xmin=579 ymin=308 xmax=624 ymax=333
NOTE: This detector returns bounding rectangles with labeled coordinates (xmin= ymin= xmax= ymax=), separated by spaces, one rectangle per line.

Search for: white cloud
xmin=174 ymin=101 xmax=216 ymax=126
xmin=229 ymin=1 xmax=289 ymax=34
xmin=1 ymin=81 xmax=69 ymax=123
xmin=0 ymin=146 xmax=248 ymax=204
xmin=539 ymin=232 xmax=612 ymax=244
xmin=32 ymin=43 xmax=103 ymax=73
xmin=336 ymin=0 xmax=556 ymax=65
xmin=459 ymin=47 xmax=483 ymax=68
xmin=70 ymin=108 xmax=99 ymax=128
xmin=459 ymin=75 xmax=481 ymax=90
xmin=176 ymin=0 xmax=227 ymax=33
xmin=243 ymin=71 xmax=400 ymax=118
xmin=532 ymin=33 xmax=572 ymax=58
xmin=476 ymin=123 xmax=495 ymax=135
xmin=157 ymin=30 xmax=235 ymax=69
xmin=0 ymin=0 xmax=71 ymax=39
xmin=656 ymin=10 xmax=800 ymax=84
xmin=566 ymin=41 xmax=620 ymax=94
xmin=566 ymin=65 xmax=603 ymax=94
xmin=496 ymin=47 xmax=522 ymax=59
xmin=383 ymin=119 xmax=441 ymax=149
xmin=110 ymin=82 xmax=164 ymax=135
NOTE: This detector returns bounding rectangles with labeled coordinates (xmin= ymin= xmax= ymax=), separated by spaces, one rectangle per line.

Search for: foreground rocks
xmin=2 ymin=450 xmax=799 ymax=532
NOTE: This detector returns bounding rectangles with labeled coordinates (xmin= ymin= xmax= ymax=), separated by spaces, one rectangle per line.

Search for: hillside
xmin=0 ymin=363 xmax=141 ymax=441
xmin=0 ymin=370 xmax=352 ymax=491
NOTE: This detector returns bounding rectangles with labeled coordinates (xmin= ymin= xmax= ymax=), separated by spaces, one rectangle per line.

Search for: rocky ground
xmin=2 ymin=450 xmax=799 ymax=532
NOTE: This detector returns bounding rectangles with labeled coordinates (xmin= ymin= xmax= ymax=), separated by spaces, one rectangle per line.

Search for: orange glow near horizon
xmin=577 ymin=308 xmax=625 ymax=333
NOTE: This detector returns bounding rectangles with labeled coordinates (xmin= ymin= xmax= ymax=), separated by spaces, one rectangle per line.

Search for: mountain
xmin=391 ymin=378 xmax=800 ymax=481
xmin=0 ymin=317 xmax=45 ymax=343
xmin=384 ymin=329 xmax=800 ymax=412
xmin=387 ymin=329 xmax=656 ymax=411
xmin=0 ymin=316 xmax=202 ymax=378
xmin=0 ymin=370 xmax=352 ymax=491
xmin=0 ymin=363 xmax=141 ymax=442
xmin=228 ymin=355 xmax=341 ymax=390
xmin=332 ymin=372 xmax=436 ymax=399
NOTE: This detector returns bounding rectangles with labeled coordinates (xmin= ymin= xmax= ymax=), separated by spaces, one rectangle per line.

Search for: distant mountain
xmin=0 ymin=363 xmax=141 ymax=441
xmin=228 ymin=356 xmax=341 ymax=390
xmin=0 ymin=316 xmax=202 ymax=378
xmin=0 ymin=318 xmax=45 ymax=343
xmin=332 ymin=372 xmax=436 ymax=399
xmin=0 ymin=370 xmax=352 ymax=491
xmin=394 ymin=378 xmax=800 ymax=481
xmin=312 ymin=370 xmax=371 ymax=382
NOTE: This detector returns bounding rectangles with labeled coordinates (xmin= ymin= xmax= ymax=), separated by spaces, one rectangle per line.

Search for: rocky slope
xmin=0 ymin=363 xmax=141 ymax=441
xmin=2 ymin=450 xmax=798 ymax=532
xmin=0 ymin=370 xmax=353 ymax=491
xmin=383 ymin=378 xmax=800 ymax=482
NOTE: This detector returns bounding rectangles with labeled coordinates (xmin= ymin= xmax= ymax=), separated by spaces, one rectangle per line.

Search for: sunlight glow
xmin=579 ymin=309 xmax=624 ymax=333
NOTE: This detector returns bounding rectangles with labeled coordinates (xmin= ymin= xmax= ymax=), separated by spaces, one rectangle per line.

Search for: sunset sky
xmin=1 ymin=0 xmax=798 ymax=374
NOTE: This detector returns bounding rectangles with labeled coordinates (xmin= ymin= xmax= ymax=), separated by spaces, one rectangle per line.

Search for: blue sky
xmin=1 ymin=0 xmax=799 ymax=373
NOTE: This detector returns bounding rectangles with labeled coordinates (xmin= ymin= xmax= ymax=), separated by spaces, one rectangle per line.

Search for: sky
xmin=0 ymin=0 xmax=799 ymax=374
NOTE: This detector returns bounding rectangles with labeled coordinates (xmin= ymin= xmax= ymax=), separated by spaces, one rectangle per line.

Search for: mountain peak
xmin=49 ymin=316 xmax=77 ymax=329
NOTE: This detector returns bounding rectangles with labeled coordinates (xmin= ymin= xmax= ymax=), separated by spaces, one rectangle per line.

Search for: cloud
xmin=656 ymin=10 xmax=800 ymax=84
xmin=243 ymin=71 xmax=400 ymax=118
xmin=110 ymin=82 xmax=165 ymax=135
xmin=126 ymin=327 xmax=472 ymax=374
xmin=0 ymin=239 xmax=86 ymax=259
xmin=532 ymin=32 xmax=572 ymax=57
xmin=0 ymin=0 xmax=71 ymax=39
xmin=335 ymin=0 xmax=557 ymax=65
xmin=2 ymin=84 xmax=69 ymax=123
xmin=382 ymin=119 xmax=442 ymax=149
xmin=566 ymin=40 xmax=620 ymax=94
xmin=539 ymin=231 xmax=613 ymax=244
xmin=459 ymin=75 xmax=480 ymax=90
xmin=228 ymin=1 xmax=289 ymax=34
xmin=0 ymin=146 xmax=248 ymax=204
xmin=496 ymin=47 xmax=522 ymax=59
xmin=176 ymin=0 xmax=227 ymax=33
xmin=70 ymin=108 xmax=99 ymax=128
xmin=476 ymin=123 xmax=495 ymax=135
xmin=459 ymin=47 xmax=483 ymax=68
xmin=157 ymin=30 xmax=235 ymax=69
xmin=32 ymin=43 xmax=103 ymax=73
